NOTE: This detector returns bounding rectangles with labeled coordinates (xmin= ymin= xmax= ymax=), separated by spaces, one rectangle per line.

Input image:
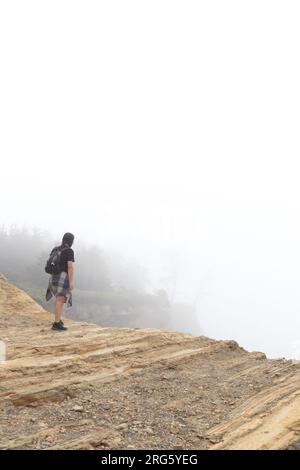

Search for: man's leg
xmin=54 ymin=296 xmax=65 ymax=323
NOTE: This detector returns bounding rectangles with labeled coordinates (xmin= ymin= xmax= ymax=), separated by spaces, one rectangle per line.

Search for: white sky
xmin=1 ymin=1 xmax=300 ymax=358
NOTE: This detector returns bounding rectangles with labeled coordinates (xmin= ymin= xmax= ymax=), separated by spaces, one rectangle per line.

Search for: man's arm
xmin=67 ymin=261 xmax=74 ymax=290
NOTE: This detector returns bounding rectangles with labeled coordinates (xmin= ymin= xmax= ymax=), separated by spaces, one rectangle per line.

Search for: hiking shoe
xmin=52 ymin=322 xmax=68 ymax=331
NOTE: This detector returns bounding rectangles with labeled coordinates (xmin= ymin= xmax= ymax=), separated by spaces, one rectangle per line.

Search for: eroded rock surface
xmin=0 ymin=273 xmax=300 ymax=450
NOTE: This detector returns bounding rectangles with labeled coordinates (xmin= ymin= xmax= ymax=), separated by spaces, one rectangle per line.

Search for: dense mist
xmin=1 ymin=1 xmax=300 ymax=359
xmin=0 ymin=226 xmax=201 ymax=334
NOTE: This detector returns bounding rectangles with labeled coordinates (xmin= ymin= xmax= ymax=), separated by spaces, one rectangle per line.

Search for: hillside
xmin=0 ymin=273 xmax=300 ymax=450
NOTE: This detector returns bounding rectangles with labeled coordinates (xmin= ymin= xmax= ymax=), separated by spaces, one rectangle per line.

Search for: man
xmin=46 ymin=232 xmax=75 ymax=331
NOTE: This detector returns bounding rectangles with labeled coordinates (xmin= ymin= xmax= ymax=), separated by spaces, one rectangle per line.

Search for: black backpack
xmin=45 ymin=245 xmax=69 ymax=275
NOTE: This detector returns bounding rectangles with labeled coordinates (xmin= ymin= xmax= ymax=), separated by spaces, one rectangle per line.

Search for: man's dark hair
xmin=62 ymin=232 xmax=75 ymax=247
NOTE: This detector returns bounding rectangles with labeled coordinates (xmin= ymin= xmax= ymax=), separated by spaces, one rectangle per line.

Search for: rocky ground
xmin=0 ymin=273 xmax=300 ymax=450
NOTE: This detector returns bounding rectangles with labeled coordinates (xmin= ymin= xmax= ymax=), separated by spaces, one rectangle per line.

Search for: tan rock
xmin=1 ymin=274 xmax=300 ymax=450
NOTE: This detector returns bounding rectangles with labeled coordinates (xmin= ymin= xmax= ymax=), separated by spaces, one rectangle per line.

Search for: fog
xmin=1 ymin=1 xmax=300 ymax=359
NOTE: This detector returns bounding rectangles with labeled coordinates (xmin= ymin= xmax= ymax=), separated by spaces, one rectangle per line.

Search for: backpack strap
xmin=59 ymin=244 xmax=70 ymax=252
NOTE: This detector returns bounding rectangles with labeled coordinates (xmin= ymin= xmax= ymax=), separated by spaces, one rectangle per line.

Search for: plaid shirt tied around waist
xmin=46 ymin=271 xmax=72 ymax=308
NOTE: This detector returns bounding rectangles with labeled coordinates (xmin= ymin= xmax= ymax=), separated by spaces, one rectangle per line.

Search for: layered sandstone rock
xmin=0 ymin=273 xmax=300 ymax=450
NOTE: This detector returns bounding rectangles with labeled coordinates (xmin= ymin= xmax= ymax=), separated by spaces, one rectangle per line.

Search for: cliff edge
xmin=0 ymin=273 xmax=300 ymax=450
